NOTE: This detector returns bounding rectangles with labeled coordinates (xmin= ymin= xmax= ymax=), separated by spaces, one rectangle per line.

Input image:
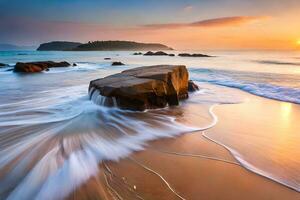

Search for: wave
xmin=255 ymin=60 xmax=300 ymax=66
xmin=2 ymin=84 xmax=228 ymax=199
xmin=190 ymin=68 xmax=300 ymax=104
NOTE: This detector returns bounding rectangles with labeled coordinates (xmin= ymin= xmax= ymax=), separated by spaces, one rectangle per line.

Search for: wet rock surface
xmin=188 ymin=80 xmax=199 ymax=92
xmin=89 ymin=65 xmax=190 ymax=110
xmin=14 ymin=61 xmax=71 ymax=73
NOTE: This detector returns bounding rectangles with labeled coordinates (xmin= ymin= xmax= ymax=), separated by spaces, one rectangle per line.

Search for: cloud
xmin=183 ymin=5 xmax=193 ymax=12
xmin=0 ymin=16 xmax=123 ymax=44
xmin=0 ymin=16 xmax=163 ymax=45
xmin=141 ymin=16 xmax=268 ymax=29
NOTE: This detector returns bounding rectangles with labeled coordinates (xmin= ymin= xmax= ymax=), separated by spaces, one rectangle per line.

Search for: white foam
xmin=1 ymin=91 xmax=209 ymax=199
xmin=191 ymin=68 xmax=300 ymax=104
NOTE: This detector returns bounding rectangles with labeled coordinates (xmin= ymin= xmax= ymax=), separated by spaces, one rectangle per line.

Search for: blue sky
xmin=1 ymin=0 xmax=296 ymax=24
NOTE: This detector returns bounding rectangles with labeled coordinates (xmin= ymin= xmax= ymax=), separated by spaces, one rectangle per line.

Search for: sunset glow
xmin=0 ymin=0 xmax=300 ymax=50
xmin=1 ymin=1 xmax=300 ymax=199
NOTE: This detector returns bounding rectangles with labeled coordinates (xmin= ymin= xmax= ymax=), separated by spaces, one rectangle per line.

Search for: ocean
xmin=0 ymin=50 xmax=299 ymax=199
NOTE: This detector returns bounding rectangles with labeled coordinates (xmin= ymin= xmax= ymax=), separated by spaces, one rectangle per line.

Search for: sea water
xmin=0 ymin=50 xmax=299 ymax=198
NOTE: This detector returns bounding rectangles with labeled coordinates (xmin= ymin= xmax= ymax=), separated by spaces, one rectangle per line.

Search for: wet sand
xmin=69 ymin=90 xmax=300 ymax=200
xmin=69 ymin=131 xmax=299 ymax=200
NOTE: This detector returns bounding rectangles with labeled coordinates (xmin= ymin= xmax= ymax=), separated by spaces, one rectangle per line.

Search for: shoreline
xmin=68 ymin=87 xmax=300 ymax=199
xmin=69 ymin=130 xmax=299 ymax=200
xmin=203 ymin=130 xmax=300 ymax=193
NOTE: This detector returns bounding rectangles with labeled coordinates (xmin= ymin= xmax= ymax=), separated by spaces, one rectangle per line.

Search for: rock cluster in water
xmin=89 ymin=65 xmax=198 ymax=111
xmin=144 ymin=51 xmax=175 ymax=56
xmin=13 ymin=61 xmax=71 ymax=72
xmin=134 ymin=51 xmax=211 ymax=57
xmin=178 ymin=53 xmax=211 ymax=57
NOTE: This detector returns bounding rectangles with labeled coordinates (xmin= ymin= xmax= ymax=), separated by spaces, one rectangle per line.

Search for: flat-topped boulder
xmin=14 ymin=61 xmax=71 ymax=73
xmin=89 ymin=65 xmax=190 ymax=110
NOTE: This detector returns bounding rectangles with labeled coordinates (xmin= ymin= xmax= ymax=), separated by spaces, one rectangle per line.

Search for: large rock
xmin=89 ymin=65 xmax=189 ymax=110
xmin=14 ymin=61 xmax=71 ymax=73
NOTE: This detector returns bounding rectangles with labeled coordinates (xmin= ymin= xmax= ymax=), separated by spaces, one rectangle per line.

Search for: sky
xmin=0 ymin=0 xmax=300 ymax=50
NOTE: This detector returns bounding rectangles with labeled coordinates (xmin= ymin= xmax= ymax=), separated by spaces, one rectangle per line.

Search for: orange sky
xmin=129 ymin=12 xmax=300 ymax=50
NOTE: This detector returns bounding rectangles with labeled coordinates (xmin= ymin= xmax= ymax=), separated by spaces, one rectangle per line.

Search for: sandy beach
xmin=69 ymin=133 xmax=299 ymax=200
xmin=68 ymin=88 xmax=300 ymax=200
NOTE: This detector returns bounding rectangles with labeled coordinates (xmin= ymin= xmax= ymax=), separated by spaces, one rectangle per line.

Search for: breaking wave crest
xmin=1 ymin=84 xmax=228 ymax=199
xmin=190 ymin=68 xmax=300 ymax=104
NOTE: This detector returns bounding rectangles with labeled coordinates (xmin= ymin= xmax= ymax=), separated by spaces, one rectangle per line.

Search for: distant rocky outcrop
xmin=0 ymin=63 xmax=8 ymax=67
xmin=89 ymin=65 xmax=191 ymax=111
xmin=72 ymin=41 xmax=173 ymax=51
xmin=111 ymin=62 xmax=125 ymax=66
xmin=14 ymin=61 xmax=71 ymax=73
xmin=37 ymin=41 xmax=173 ymax=51
xmin=133 ymin=52 xmax=143 ymax=55
xmin=37 ymin=41 xmax=82 ymax=51
xmin=178 ymin=53 xmax=212 ymax=57
xmin=144 ymin=51 xmax=174 ymax=56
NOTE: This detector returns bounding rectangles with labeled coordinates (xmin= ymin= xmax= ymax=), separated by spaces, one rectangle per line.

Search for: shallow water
xmin=0 ymin=50 xmax=299 ymax=198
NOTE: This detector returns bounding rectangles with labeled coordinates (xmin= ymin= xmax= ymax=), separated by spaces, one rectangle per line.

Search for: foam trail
xmin=103 ymin=162 xmax=145 ymax=200
xmin=154 ymin=149 xmax=240 ymax=166
xmin=0 ymin=91 xmax=204 ymax=199
xmin=186 ymin=103 xmax=300 ymax=192
xmin=130 ymin=158 xmax=186 ymax=200
xmin=202 ymin=131 xmax=300 ymax=192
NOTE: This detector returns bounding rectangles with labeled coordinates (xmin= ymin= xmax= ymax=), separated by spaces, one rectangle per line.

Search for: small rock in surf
xmin=111 ymin=62 xmax=125 ymax=66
